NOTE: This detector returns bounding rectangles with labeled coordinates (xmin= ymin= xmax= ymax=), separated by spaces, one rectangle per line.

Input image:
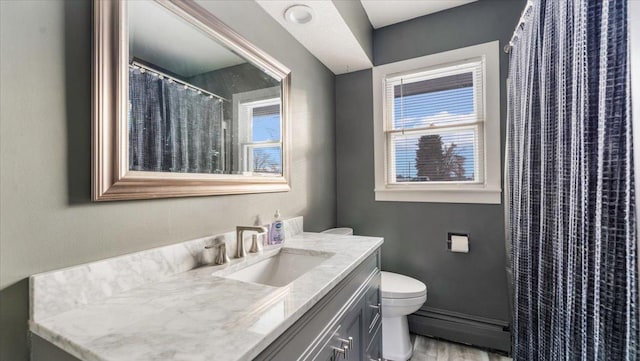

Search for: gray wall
xmin=0 ymin=1 xmax=336 ymax=360
xmin=189 ymin=63 xmax=280 ymax=100
xmin=336 ymin=0 xmax=525 ymax=325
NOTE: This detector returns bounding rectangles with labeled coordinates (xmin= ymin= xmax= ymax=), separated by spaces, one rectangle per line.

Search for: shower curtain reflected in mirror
xmin=507 ymin=0 xmax=638 ymax=359
xmin=129 ymin=68 xmax=224 ymax=174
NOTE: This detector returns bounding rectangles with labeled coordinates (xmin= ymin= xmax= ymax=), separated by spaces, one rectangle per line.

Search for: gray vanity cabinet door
xmin=363 ymin=272 xmax=381 ymax=343
xmin=365 ymin=324 xmax=382 ymax=361
xmin=338 ymin=302 xmax=364 ymax=360
xmin=309 ymin=303 xmax=363 ymax=361
xmin=314 ymin=347 xmax=338 ymax=361
xmin=308 ymin=325 xmax=346 ymax=361
xmin=313 ymin=339 xmax=343 ymax=361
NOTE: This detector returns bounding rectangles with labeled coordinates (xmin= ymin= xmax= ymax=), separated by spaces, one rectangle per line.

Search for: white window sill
xmin=374 ymin=188 xmax=502 ymax=204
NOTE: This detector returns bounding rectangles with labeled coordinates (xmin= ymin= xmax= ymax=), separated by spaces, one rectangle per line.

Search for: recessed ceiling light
xmin=284 ymin=5 xmax=314 ymax=24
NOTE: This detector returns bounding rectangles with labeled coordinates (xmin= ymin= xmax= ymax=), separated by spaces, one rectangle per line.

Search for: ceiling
xmin=256 ymin=0 xmax=478 ymax=75
xmin=255 ymin=0 xmax=373 ymax=75
xmin=129 ymin=0 xmax=479 ymax=77
xmin=360 ymin=0 xmax=477 ymax=29
xmin=129 ymin=1 xmax=245 ymax=78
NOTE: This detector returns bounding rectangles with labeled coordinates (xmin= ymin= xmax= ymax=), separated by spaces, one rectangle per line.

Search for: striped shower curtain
xmin=129 ymin=68 xmax=224 ymax=174
xmin=507 ymin=0 xmax=638 ymax=359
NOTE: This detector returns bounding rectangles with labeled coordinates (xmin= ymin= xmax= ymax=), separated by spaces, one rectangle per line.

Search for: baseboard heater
xmin=408 ymin=306 xmax=511 ymax=355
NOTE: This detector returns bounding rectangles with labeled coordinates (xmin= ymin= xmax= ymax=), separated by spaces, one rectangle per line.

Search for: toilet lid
xmin=381 ymin=271 xmax=427 ymax=299
xmin=321 ymin=228 xmax=353 ymax=235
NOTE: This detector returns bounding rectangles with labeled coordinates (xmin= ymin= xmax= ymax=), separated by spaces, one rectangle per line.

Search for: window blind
xmin=384 ymin=59 xmax=484 ymax=184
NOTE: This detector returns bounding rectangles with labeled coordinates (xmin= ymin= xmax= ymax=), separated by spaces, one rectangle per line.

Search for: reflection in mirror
xmin=128 ymin=0 xmax=283 ymax=176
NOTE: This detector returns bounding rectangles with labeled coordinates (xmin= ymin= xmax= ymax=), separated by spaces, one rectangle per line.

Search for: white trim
xmin=375 ymin=189 xmax=502 ymax=204
xmin=372 ymin=41 xmax=502 ymax=204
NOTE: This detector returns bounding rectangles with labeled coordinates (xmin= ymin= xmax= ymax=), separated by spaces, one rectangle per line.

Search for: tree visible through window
xmin=415 ymin=134 xmax=467 ymax=181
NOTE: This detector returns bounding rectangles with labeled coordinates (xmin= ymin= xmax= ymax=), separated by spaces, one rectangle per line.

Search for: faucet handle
xmin=204 ymin=236 xmax=225 ymax=249
xmin=249 ymin=234 xmax=262 ymax=253
xmin=215 ymin=244 xmax=230 ymax=265
xmin=212 ymin=236 xmax=226 ymax=247
xmin=205 ymin=236 xmax=229 ymax=265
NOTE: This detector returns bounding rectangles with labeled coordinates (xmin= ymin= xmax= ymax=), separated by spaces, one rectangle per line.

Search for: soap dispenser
xmin=268 ymin=210 xmax=285 ymax=245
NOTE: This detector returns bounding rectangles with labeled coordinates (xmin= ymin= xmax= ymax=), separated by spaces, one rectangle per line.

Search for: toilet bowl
xmin=381 ymin=271 xmax=426 ymax=361
xmin=322 ymin=228 xmax=428 ymax=361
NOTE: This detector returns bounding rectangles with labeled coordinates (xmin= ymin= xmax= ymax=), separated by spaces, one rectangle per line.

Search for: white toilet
xmin=321 ymin=228 xmax=427 ymax=361
xmin=380 ymin=271 xmax=426 ymax=360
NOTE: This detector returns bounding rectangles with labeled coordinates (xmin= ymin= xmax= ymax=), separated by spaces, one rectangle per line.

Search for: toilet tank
xmin=321 ymin=227 xmax=353 ymax=235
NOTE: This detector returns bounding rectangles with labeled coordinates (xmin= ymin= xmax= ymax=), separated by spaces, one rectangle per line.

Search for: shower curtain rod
xmin=504 ymin=0 xmax=534 ymax=53
xmin=129 ymin=61 xmax=230 ymax=102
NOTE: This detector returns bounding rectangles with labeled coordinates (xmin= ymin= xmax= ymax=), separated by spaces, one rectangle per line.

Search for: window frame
xmin=232 ymin=87 xmax=282 ymax=176
xmin=372 ymin=41 xmax=501 ymax=204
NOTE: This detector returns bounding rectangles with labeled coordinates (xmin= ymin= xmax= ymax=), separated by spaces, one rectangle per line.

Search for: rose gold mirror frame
xmin=92 ymin=0 xmax=292 ymax=201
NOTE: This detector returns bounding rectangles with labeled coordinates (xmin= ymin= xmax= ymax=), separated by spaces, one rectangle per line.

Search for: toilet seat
xmin=381 ymin=271 xmax=427 ymax=299
xmin=381 ymin=295 xmax=427 ymax=307
xmin=320 ymin=227 xmax=354 ymax=235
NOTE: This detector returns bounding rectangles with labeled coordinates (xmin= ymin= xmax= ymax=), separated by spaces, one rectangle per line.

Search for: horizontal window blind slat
xmin=252 ymin=104 xmax=280 ymax=117
xmin=392 ymin=72 xmax=473 ymax=97
xmin=385 ymin=121 xmax=483 ymax=134
xmin=386 ymin=59 xmax=482 ymax=85
xmin=244 ymin=141 xmax=282 ymax=147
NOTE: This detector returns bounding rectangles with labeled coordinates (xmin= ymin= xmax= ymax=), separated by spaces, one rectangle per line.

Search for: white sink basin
xmin=224 ymin=249 xmax=334 ymax=287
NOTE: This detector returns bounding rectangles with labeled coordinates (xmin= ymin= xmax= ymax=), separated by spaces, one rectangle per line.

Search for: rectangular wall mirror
xmin=93 ymin=0 xmax=291 ymax=201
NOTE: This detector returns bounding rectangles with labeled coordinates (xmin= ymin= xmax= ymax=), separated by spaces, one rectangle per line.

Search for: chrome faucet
xmin=235 ymin=226 xmax=268 ymax=258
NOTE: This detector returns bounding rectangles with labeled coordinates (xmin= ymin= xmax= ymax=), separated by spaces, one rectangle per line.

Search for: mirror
xmin=93 ymin=0 xmax=291 ymax=201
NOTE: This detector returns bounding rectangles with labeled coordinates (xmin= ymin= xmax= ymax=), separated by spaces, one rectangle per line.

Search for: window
xmin=242 ymin=99 xmax=282 ymax=174
xmin=233 ymin=87 xmax=283 ymax=176
xmin=373 ymin=41 xmax=501 ymax=203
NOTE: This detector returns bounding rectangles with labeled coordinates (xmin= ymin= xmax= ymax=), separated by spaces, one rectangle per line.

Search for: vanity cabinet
xmin=254 ymin=249 xmax=382 ymax=361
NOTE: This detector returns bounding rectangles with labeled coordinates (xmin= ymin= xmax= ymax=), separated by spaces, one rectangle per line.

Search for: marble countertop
xmin=30 ymin=232 xmax=383 ymax=361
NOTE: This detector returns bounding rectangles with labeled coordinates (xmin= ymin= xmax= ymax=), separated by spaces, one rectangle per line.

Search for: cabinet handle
xmin=368 ymin=358 xmax=382 ymax=361
xmin=368 ymin=303 xmax=381 ymax=310
xmin=337 ymin=336 xmax=353 ymax=349
xmin=332 ymin=345 xmax=349 ymax=360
